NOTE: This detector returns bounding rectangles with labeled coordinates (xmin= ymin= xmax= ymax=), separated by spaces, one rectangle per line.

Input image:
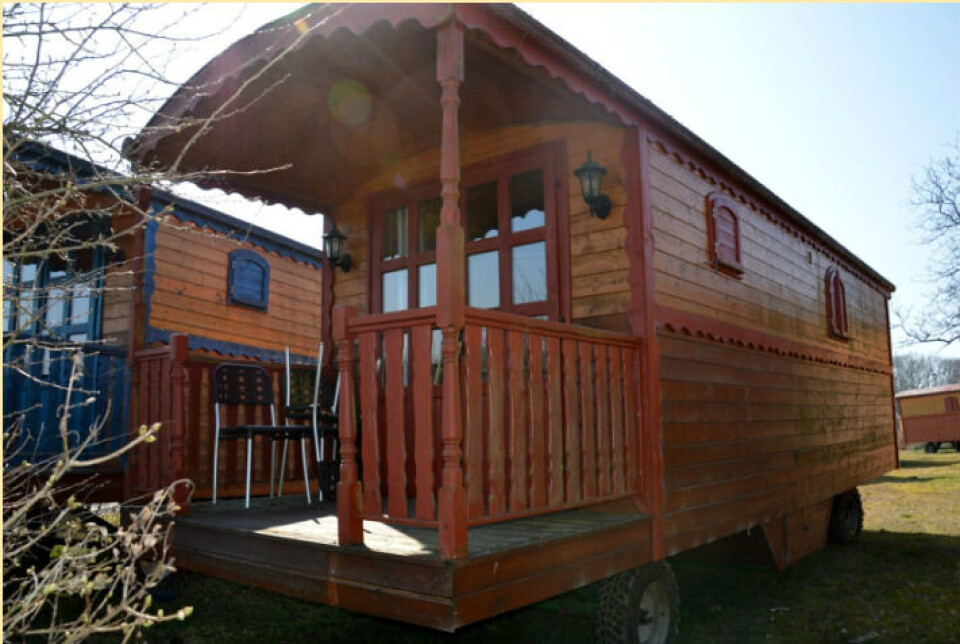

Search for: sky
xmin=94 ymin=3 xmax=960 ymax=354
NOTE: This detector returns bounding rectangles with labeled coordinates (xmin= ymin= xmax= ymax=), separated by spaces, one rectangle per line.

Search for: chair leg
xmin=245 ymin=435 xmax=253 ymax=509
xmin=300 ymin=438 xmax=311 ymax=504
xmin=316 ymin=434 xmax=326 ymax=501
xmin=278 ymin=438 xmax=290 ymax=497
xmin=212 ymin=435 xmax=220 ymax=505
xmin=269 ymin=441 xmax=276 ymax=498
xmin=277 ymin=438 xmax=290 ymax=496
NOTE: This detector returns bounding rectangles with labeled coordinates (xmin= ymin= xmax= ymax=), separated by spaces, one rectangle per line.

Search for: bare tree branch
xmin=896 ymin=139 xmax=960 ymax=348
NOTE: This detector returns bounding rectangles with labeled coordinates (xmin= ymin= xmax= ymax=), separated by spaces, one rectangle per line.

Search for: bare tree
xmin=3 ymin=4 xmax=346 ymax=639
xmin=896 ymin=140 xmax=960 ymax=347
xmin=1 ymin=4 xmax=228 ymax=639
xmin=893 ymin=352 xmax=960 ymax=393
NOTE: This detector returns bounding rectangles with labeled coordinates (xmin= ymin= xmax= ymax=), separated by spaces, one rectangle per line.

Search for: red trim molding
xmin=657 ymin=305 xmax=892 ymax=375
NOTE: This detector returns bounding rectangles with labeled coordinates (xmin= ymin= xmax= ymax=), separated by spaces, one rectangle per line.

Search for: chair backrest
xmin=285 ymin=344 xmax=324 ymax=408
xmin=213 ymin=363 xmax=275 ymax=407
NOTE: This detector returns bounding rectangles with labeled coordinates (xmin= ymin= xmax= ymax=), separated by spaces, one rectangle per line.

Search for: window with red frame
xmin=945 ymin=397 xmax=959 ymax=412
xmin=705 ymin=191 xmax=743 ymax=276
xmin=825 ymin=267 xmax=849 ymax=338
xmin=369 ymin=145 xmax=562 ymax=320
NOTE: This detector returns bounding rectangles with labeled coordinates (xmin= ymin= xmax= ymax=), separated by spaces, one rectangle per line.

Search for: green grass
xmin=146 ymin=452 xmax=960 ymax=643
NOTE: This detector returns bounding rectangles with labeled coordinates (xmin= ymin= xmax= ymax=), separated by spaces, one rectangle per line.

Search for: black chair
xmin=283 ymin=345 xmax=340 ymax=501
xmin=212 ymin=363 xmax=312 ymax=508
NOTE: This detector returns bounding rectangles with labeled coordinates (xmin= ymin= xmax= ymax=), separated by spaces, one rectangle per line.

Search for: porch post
xmin=435 ymin=19 xmax=468 ymax=560
xmin=334 ymin=304 xmax=363 ymax=545
xmin=622 ymin=125 xmax=664 ymax=560
xmin=167 ymin=334 xmax=190 ymax=510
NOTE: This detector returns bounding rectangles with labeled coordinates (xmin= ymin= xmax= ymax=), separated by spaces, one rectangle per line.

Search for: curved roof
xmin=896 ymin=383 xmax=960 ymax=399
xmin=133 ymin=2 xmax=894 ymax=292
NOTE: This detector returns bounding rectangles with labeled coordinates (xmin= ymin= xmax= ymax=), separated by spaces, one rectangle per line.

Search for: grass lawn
xmin=146 ymin=451 xmax=959 ymax=643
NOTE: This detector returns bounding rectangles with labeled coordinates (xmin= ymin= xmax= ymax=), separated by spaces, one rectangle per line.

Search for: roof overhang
xmin=133 ymin=3 xmax=895 ymax=293
xmin=132 ymin=3 xmax=620 ymax=213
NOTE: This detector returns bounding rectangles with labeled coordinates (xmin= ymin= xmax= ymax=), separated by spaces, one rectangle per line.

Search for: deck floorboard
xmin=173 ymin=496 xmax=651 ymax=630
xmin=180 ymin=496 xmax=644 ymax=559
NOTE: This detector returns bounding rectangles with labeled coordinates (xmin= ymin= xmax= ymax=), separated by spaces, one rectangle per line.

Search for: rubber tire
xmin=953 ymin=441 xmax=960 ymax=452
xmin=595 ymin=561 xmax=679 ymax=644
xmin=925 ymin=442 xmax=940 ymax=454
xmin=828 ymin=488 xmax=864 ymax=545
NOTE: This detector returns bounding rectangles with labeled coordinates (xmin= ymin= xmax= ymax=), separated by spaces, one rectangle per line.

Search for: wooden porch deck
xmin=171 ymin=497 xmax=652 ymax=631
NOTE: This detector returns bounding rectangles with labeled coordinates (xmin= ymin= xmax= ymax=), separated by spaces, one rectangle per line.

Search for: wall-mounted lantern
xmin=323 ymin=224 xmax=352 ymax=272
xmin=574 ymin=150 xmax=612 ymax=220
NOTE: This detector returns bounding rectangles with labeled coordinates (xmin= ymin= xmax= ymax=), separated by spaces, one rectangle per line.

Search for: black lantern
xmin=323 ymin=224 xmax=352 ymax=272
xmin=574 ymin=150 xmax=612 ymax=219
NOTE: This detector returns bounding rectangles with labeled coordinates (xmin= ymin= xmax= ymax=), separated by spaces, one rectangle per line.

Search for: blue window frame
xmin=228 ymin=249 xmax=270 ymax=311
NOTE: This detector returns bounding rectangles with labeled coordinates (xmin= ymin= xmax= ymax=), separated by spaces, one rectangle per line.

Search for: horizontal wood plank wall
xmin=659 ymin=332 xmax=894 ymax=555
xmin=101 ymin=265 xmax=133 ymax=348
xmin=330 ymin=122 xmax=631 ymax=333
xmin=647 ymin=134 xmax=895 ymax=555
xmin=149 ymin=221 xmax=321 ymax=356
xmin=898 ymin=391 xmax=959 ymax=417
xmin=647 ymin=138 xmax=890 ymax=361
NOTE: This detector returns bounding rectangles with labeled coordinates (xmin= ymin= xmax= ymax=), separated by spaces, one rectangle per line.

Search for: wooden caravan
xmin=131 ymin=3 xmax=898 ymax=636
xmin=3 ymin=141 xmax=324 ymax=502
xmin=896 ymin=384 xmax=960 ymax=453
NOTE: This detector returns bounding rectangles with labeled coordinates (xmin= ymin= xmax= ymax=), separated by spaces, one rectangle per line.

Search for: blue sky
xmin=174 ymin=3 xmax=959 ymax=352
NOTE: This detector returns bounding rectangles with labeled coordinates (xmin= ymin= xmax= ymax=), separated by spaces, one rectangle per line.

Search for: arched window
xmin=706 ymin=192 xmax=743 ymax=276
xmin=825 ymin=267 xmax=848 ymax=338
xmin=228 ymin=249 xmax=270 ymax=311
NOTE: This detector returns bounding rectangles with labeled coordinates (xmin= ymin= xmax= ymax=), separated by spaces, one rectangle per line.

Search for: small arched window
xmin=825 ymin=267 xmax=848 ymax=338
xmin=228 ymin=249 xmax=270 ymax=311
xmin=706 ymin=192 xmax=743 ymax=276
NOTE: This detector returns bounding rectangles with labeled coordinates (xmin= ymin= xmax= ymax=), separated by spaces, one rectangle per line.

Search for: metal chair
xmin=282 ymin=345 xmax=340 ymax=501
xmin=212 ymin=363 xmax=312 ymax=508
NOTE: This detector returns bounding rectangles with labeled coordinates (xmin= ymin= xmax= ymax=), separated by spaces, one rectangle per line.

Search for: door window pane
xmin=17 ymin=262 xmax=38 ymax=330
xmin=45 ymin=286 xmax=68 ymax=328
xmin=466 ymin=181 xmax=498 ymax=241
xmin=511 ymin=242 xmax=547 ymax=304
xmin=418 ymin=197 xmax=441 ymax=253
xmin=382 ymin=269 xmax=408 ymax=312
xmin=382 ymin=206 xmax=409 ymax=260
xmin=3 ymin=259 xmax=13 ymax=332
xmin=418 ymin=263 xmax=437 ymax=308
xmin=468 ymin=251 xmax=499 ymax=309
xmin=510 ymin=169 xmax=545 ymax=232
xmin=71 ymin=282 xmax=91 ymax=326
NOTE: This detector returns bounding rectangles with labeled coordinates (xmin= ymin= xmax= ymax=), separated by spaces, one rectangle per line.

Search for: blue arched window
xmin=228 ymin=249 xmax=270 ymax=311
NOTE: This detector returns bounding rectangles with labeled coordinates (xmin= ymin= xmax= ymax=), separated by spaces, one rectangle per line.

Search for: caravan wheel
xmin=595 ymin=561 xmax=679 ymax=644
xmin=828 ymin=488 xmax=864 ymax=545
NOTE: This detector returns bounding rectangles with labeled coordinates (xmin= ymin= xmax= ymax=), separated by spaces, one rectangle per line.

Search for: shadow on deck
xmin=172 ymin=497 xmax=652 ymax=631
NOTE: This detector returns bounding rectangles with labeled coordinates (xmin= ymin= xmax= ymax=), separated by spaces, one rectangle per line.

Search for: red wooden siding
xmin=128 ymin=340 xmax=311 ymax=501
xmin=646 ymin=130 xmax=895 ymax=556
xmin=648 ymin=137 xmax=890 ymax=360
xmin=658 ymin=327 xmax=894 ymax=555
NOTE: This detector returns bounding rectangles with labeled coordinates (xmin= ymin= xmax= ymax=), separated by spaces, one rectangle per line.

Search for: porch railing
xmin=127 ymin=335 xmax=306 ymax=504
xmin=337 ymin=305 xmax=645 ymax=533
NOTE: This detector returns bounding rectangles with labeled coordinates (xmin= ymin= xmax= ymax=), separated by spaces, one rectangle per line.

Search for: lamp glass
xmin=323 ymin=226 xmax=345 ymax=264
xmin=574 ymin=151 xmax=606 ymax=201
